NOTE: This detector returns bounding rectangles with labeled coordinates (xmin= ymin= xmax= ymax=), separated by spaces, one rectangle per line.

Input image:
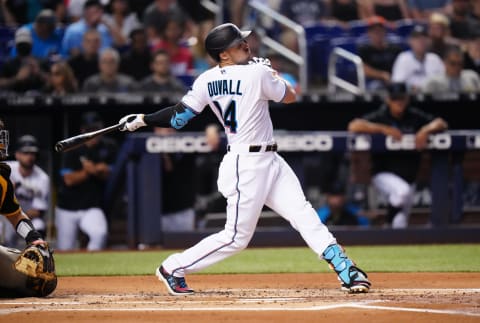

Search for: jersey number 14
xmin=213 ymin=100 xmax=237 ymax=133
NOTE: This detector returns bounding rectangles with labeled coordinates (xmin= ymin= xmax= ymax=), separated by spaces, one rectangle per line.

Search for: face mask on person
xmin=17 ymin=42 xmax=32 ymax=57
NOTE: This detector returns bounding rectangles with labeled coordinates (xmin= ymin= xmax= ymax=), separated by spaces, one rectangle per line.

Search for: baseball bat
xmin=54 ymin=122 xmax=125 ymax=152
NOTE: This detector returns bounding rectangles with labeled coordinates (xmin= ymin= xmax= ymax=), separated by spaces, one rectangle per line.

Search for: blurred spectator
xmin=463 ymin=30 xmax=480 ymax=75
xmin=55 ymin=111 xmax=118 ymax=251
xmin=327 ymin=0 xmax=368 ymax=24
xmin=44 ymin=60 xmax=79 ymax=95
xmin=151 ymin=16 xmax=194 ymax=77
xmin=194 ymin=123 xmax=227 ymax=227
xmin=408 ymin=0 xmax=451 ymax=21
xmin=119 ymin=28 xmax=151 ymax=81
xmin=428 ymin=12 xmax=460 ymax=59
xmin=358 ymin=16 xmax=403 ymax=90
xmin=424 ymin=46 xmax=480 ymax=93
xmin=0 ymin=0 xmax=16 ymax=26
xmin=67 ymin=0 xmax=87 ymax=22
xmin=102 ymin=0 xmax=141 ymax=48
xmin=391 ymin=25 xmax=445 ymax=92
xmin=364 ymin=0 xmax=410 ymax=22
xmin=154 ymin=127 xmax=196 ymax=232
xmin=10 ymin=9 xmax=62 ymax=60
xmin=139 ymin=49 xmax=187 ymax=94
xmin=316 ymin=181 xmax=370 ymax=227
xmin=448 ymin=0 xmax=480 ymax=41
xmin=347 ymin=82 xmax=448 ymax=228
xmin=3 ymin=135 xmax=49 ymax=248
xmin=279 ymin=0 xmax=329 ymax=53
xmin=142 ymin=0 xmax=190 ymax=45
xmin=2 ymin=0 xmax=28 ymax=25
xmin=67 ymin=29 xmax=100 ymax=87
xmin=83 ymin=47 xmax=137 ymax=93
xmin=279 ymin=0 xmax=329 ymax=26
xmin=177 ymin=0 xmax=215 ymax=74
xmin=62 ymin=0 xmax=113 ymax=57
xmin=0 ymin=28 xmax=48 ymax=93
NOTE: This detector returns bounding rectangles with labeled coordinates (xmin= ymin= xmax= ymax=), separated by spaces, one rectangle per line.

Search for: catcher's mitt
xmin=14 ymin=242 xmax=57 ymax=297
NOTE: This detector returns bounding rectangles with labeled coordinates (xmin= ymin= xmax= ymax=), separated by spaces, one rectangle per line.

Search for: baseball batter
xmin=119 ymin=23 xmax=371 ymax=295
xmin=0 ymin=119 xmax=56 ymax=297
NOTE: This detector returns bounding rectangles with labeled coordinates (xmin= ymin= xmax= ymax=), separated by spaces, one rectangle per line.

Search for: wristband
xmin=16 ymin=218 xmax=42 ymax=244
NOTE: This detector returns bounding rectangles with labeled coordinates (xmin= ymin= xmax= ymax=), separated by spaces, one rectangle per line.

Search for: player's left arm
xmin=415 ymin=117 xmax=449 ymax=150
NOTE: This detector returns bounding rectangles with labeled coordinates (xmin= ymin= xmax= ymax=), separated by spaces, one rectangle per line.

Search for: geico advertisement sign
xmin=146 ymin=135 xmax=210 ymax=153
xmin=385 ymin=133 xmax=451 ymax=150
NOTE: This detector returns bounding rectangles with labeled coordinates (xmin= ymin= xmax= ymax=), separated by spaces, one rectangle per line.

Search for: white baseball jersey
xmin=5 ymin=161 xmax=49 ymax=212
xmin=162 ymin=62 xmax=337 ymax=278
xmin=391 ymin=50 xmax=445 ymax=90
xmin=182 ymin=63 xmax=286 ymax=145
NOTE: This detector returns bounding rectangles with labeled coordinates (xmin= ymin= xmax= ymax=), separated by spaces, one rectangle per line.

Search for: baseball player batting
xmin=119 ymin=23 xmax=371 ymax=295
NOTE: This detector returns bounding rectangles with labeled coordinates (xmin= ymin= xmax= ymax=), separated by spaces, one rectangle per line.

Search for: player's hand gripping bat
xmin=54 ymin=122 xmax=125 ymax=152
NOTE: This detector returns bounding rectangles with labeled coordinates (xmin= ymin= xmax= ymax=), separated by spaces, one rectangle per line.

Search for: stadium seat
xmin=348 ymin=20 xmax=368 ymax=37
xmin=395 ymin=19 xmax=422 ymax=37
xmin=305 ymin=22 xmax=347 ymax=41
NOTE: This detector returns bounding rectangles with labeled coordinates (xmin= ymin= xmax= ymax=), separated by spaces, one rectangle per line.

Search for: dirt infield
xmin=0 ymin=273 xmax=479 ymax=322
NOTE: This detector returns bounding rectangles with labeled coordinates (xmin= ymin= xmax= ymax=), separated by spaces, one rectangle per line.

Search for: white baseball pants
xmin=163 ymin=150 xmax=337 ymax=277
xmin=372 ymin=172 xmax=414 ymax=228
xmin=55 ymin=207 xmax=108 ymax=251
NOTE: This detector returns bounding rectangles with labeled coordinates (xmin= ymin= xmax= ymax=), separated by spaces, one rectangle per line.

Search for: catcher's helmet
xmin=205 ymin=23 xmax=251 ymax=62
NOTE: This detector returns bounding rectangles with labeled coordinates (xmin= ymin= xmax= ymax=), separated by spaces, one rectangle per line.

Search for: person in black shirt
xmin=357 ymin=16 xmax=403 ymax=90
xmin=55 ymin=112 xmax=118 ymax=250
xmin=119 ymin=28 xmax=151 ymax=81
xmin=463 ymin=31 xmax=480 ymax=75
xmin=67 ymin=29 xmax=100 ymax=87
xmin=0 ymin=28 xmax=48 ymax=94
xmin=348 ymin=82 xmax=448 ymax=228
xmin=140 ymin=49 xmax=187 ymax=94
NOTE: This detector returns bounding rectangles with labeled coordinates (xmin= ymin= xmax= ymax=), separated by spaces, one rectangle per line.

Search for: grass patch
xmin=55 ymin=244 xmax=480 ymax=276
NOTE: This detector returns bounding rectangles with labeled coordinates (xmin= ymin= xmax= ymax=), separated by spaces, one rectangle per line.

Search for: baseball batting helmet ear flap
xmin=205 ymin=23 xmax=251 ymax=62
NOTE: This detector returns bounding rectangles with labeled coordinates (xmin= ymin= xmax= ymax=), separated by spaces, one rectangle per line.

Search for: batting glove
xmin=119 ymin=114 xmax=146 ymax=132
xmin=248 ymin=56 xmax=272 ymax=68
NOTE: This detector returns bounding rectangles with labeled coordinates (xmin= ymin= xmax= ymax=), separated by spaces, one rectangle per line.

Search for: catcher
xmin=0 ymin=119 xmax=56 ymax=298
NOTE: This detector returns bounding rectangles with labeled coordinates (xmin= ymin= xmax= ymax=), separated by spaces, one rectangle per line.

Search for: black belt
xmin=227 ymin=143 xmax=278 ymax=152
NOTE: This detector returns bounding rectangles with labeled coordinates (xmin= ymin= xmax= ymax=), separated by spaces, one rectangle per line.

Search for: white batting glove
xmin=119 ymin=114 xmax=146 ymax=132
xmin=248 ymin=56 xmax=272 ymax=68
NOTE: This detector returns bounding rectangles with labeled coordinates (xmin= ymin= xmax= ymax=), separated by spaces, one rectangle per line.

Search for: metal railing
xmin=328 ymin=47 xmax=366 ymax=95
xmin=199 ymin=0 xmax=308 ymax=93
xmin=200 ymin=0 xmax=224 ymax=26
xmin=246 ymin=0 xmax=308 ymax=94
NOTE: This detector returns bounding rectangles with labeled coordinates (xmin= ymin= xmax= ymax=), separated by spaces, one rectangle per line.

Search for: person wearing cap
xmin=10 ymin=9 xmax=63 ymax=60
xmin=424 ymin=45 xmax=480 ymax=93
xmin=428 ymin=12 xmax=460 ymax=59
xmin=357 ymin=15 xmax=403 ymax=90
xmin=348 ymin=82 xmax=448 ymax=228
xmin=55 ymin=111 xmax=118 ymax=251
xmin=0 ymin=27 xmax=48 ymax=93
xmin=62 ymin=0 xmax=113 ymax=57
xmin=391 ymin=24 xmax=445 ymax=92
xmin=3 ymin=135 xmax=50 ymax=248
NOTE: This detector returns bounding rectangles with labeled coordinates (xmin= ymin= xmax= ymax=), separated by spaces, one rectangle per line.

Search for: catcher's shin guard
xmin=322 ymin=244 xmax=371 ymax=293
